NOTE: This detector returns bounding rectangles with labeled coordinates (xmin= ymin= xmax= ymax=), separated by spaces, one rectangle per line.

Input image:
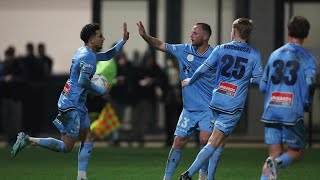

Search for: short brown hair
xmin=233 ymin=18 xmax=253 ymax=40
xmin=288 ymin=16 xmax=310 ymax=39
xmin=196 ymin=23 xmax=212 ymax=38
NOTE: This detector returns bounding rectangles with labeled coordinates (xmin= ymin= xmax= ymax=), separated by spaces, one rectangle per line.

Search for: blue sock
xmin=78 ymin=142 xmax=94 ymax=172
xmin=260 ymin=174 xmax=268 ymax=180
xmin=276 ymin=153 xmax=292 ymax=168
xmin=164 ymin=148 xmax=182 ymax=179
xmin=188 ymin=144 xmax=215 ymax=177
xmin=207 ymin=147 xmax=223 ymax=180
xmin=38 ymin=137 xmax=66 ymax=152
xmin=199 ymin=146 xmax=208 ymax=175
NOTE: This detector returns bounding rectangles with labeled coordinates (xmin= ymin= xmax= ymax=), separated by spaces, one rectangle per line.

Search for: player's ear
xmin=203 ymin=34 xmax=209 ymax=41
xmin=88 ymin=37 xmax=95 ymax=45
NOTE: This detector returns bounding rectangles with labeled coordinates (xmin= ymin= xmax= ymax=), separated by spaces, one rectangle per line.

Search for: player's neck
xmin=196 ymin=44 xmax=210 ymax=55
xmin=85 ymin=43 xmax=97 ymax=52
xmin=232 ymin=37 xmax=246 ymax=43
xmin=288 ymin=37 xmax=304 ymax=45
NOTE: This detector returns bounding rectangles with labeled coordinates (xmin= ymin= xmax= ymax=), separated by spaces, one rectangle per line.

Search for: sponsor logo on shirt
xmin=183 ymin=65 xmax=191 ymax=74
xmin=62 ymin=82 xmax=71 ymax=96
xmin=269 ymin=92 xmax=293 ymax=107
xmin=217 ymin=81 xmax=238 ymax=97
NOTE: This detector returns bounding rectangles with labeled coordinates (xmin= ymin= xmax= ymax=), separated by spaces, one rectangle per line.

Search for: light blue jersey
xmin=166 ymin=44 xmax=215 ymax=111
xmin=200 ymin=41 xmax=263 ymax=114
xmin=58 ymin=39 xmax=125 ymax=113
xmin=260 ymin=43 xmax=317 ymax=125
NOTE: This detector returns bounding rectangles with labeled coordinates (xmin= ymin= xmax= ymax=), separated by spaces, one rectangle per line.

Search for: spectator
xmin=37 ymin=43 xmax=53 ymax=77
xmin=22 ymin=42 xmax=42 ymax=81
xmin=130 ymin=50 xmax=164 ymax=146
xmin=163 ymin=57 xmax=182 ymax=146
xmin=0 ymin=46 xmax=23 ymax=145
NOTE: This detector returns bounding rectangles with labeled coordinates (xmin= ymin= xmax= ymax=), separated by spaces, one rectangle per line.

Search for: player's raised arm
xmin=97 ymin=22 xmax=129 ymax=61
xmin=184 ymin=63 xmax=211 ymax=87
xmin=137 ymin=21 xmax=166 ymax=52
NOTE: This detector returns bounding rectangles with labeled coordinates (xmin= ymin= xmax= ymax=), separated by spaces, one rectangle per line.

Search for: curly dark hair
xmin=80 ymin=23 xmax=101 ymax=43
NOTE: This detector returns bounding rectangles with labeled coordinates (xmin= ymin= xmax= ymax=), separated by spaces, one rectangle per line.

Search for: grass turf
xmin=1 ymin=146 xmax=319 ymax=180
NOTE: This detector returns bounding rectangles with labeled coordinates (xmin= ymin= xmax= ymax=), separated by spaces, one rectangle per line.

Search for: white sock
xmin=28 ymin=137 xmax=40 ymax=145
xmin=78 ymin=171 xmax=87 ymax=178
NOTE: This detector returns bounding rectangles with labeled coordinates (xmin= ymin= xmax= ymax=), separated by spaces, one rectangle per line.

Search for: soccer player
xmin=11 ymin=22 xmax=129 ymax=180
xmin=180 ymin=18 xmax=263 ymax=180
xmin=137 ymin=21 xmax=223 ymax=180
xmin=259 ymin=16 xmax=317 ymax=180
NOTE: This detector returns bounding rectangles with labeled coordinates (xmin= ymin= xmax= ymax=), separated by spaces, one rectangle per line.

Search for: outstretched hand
xmin=137 ymin=21 xmax=146 ymax=37
xmin=181 ymin=78 xmax=191 ymax=87
xmin=123 ymin=22 xmax=129 ymax=41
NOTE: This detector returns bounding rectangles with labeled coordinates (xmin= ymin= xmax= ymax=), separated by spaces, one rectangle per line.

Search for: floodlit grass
xmin=1 ymin=146 xmax=319 ymax=180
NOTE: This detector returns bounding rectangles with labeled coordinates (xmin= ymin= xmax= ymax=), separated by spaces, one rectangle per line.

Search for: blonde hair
xmin=233 ymin=18 xmax=253 ymax=40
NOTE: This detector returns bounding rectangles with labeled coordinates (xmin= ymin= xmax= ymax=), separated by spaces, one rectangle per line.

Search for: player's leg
xmin=269 ymin=122 xmax=305 ymax=176
xmin=163 ymin=109 xmax=195 ymax=180
xmin=163 ymin=136 xmax=188 ymax=180
xmin=11 ymin=110 xmax=80 ymax=157
xmin=197 ymin=110 xmax=215 ymax=180
xmin=77 ymin=112 xmax=94 ymax=180
xmin=261 ymin=123 xmax=283 ymax=180
xmin=206 ymin=112 xmax=239 ymax=180
xmin=207 ymin=140 xmax=226 ymax=180
xmin=262 ymin=122 xmax=305 ymax=180
xmin=198 ymin=133 xmax=211 ymax=180
xmin=181 ymin=127 xmax=225 ymax=179
xmin=181 ymin=111 xmax=241 ymax=179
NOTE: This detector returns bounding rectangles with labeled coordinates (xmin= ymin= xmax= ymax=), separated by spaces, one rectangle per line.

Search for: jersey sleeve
xmin=80 ymin=56 xmax=95 ymax=75
xmin=304 ymin=56 xmax=317 ymax=78
xmin=250 ymin=52 xmax=263 ymax=85
xmin=79 ymin=57 xmax=106 ymax=95
xmin=204 ymin=45 xmax=220 ymax=68
xmin=96 ymin=39 xmax=126 ymax=61
xmin=165 ymin=44 xmax=185 ymax=58
xmin=303 ymin=55 xmax=317 ymax=108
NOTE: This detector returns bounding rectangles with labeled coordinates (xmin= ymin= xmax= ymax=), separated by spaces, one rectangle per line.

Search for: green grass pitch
xmin=1 ymin=146 xmax=319 ymax=179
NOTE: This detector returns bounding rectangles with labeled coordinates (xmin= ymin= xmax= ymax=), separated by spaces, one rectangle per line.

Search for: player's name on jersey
xmin=223 ymin=44 xmax=251 ymax=53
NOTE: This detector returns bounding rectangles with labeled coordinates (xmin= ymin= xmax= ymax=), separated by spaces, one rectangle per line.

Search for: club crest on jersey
xmin=187 ymin=54 xmax=194 ymax=61
xmin=217 ymin=81 xmax=238 ymax=97
xmin=269 ymin=92 xmax=293 ymax=107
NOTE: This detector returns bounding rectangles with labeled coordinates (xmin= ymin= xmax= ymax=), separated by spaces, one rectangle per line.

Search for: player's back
xmin=209 ymin=41 xmax=263 ymax=114
xmin=261 ymin=43 xmax=317 ymax=124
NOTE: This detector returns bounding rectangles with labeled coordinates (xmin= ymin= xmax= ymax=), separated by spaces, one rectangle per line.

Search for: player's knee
xmin=199 ymin=136 xmax=209 ymax=145
xmin=173 ymin=136 xmax=188 ymax=149
xmin=64 ymin=143 xmax=74 ymax=153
